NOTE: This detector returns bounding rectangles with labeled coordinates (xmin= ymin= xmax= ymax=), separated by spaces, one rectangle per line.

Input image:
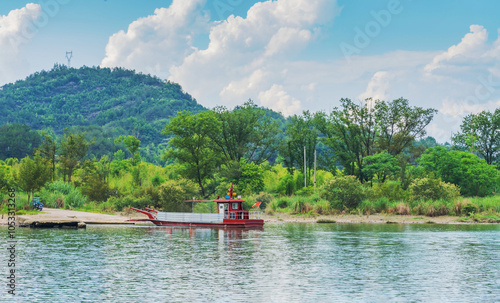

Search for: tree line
xmin=0 ymin=98 xmax=499 ymax=214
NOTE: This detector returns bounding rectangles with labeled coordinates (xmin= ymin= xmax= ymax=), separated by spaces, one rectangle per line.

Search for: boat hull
xmin=149 ymin=219 xmax=264 ymax=229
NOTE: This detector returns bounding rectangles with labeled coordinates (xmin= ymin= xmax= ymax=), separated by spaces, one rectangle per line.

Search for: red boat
xmin=130 ymin=184 xmax=264 ymax=229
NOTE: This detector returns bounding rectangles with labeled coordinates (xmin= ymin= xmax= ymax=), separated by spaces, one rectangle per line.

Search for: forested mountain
xmin=0 ymin=65 xmax=206 ymax=146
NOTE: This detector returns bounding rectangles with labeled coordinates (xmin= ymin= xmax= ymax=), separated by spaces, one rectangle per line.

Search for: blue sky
xmin=1 ymin=0 xmax=500 ymax=142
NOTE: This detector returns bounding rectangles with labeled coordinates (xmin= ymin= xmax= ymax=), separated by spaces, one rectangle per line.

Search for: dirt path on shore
xmin=0 ymin=208 xmax=150 ymax=226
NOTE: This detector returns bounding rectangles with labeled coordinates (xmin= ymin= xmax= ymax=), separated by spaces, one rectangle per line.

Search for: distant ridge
xmin=0 ymin=64 xmax=206 ymax=145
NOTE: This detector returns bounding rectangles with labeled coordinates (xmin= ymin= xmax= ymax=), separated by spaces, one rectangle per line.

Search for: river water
xmin=2 ymin=223 xmax=499 ymax=302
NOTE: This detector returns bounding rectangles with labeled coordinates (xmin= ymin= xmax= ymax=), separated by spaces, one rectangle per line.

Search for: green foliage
xmin=277 ymin=174 xmax=296 ymax=196
xmin=39 ymin=181 xmax=88 ymax=209
xmin=362 ymin=151 xmax=400 ymax=183
xmin=0 ymin=65 xmax=205 ymax=147
xmin=320 ymin=175 xmax=366 ymax=210
xmin=59 ymin=130 xmax=91 ymax=183
xmin=115 ymin=135 xmax=141 ymax=165
xmin=219 ymin=159 xmax=265 ymax=195
xmin=151 ymin=175 xmax=165 ymax=187
xmin=211 ymin=100 xmax=282 ymax=164
xmin=0 ymin=163 xmax=14 ymax=192
xmin=77 ymin=157 xmax=111 ymax=202
xmin=38 ymin=132 xmax=57 ymax=181
xmin=281 ymin=111 xmax=318 ymax=177
xmin=158 ymin=178 xmax=199 ymax=212
xmin=253 ymin=192 xmax=274 ymax=209
xmin=316 ymin=98 xmax=436 ymax=182
xmin=163 ymin=110 xmax=222 ymax=196
xmin=452 ymin=109 xmax=499 ymax=165
xmin=375 ymin=98 xmax=437 ymax=155
xmin=106 ymin=196 xmax=150 ymax=211
xmin=15 ymin=154 xmax=51 ymax=204
xmin=0 ymin=124 xmax=42 ymax=160
xmin=371 ymin=181 xmax=408 ymax=202
xmin=409 ymin=177 xmax=460 ymax=201
xmin=418 ymin=146 xmax=499 ymax=196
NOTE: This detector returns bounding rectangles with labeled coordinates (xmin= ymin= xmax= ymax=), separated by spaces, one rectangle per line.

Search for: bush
xmin=254 ymin=192 xmax=274 ymax=209
xmin=276 ymin=197 xmax=290 ymax=209
xmin=314 ymin=200 xmax=331 ymax=215
xmin=418 ymin=147 xmax=499 ymax=197
xmin=39 ymin=181 xmax=88 ymax=209
xmin=158 ymin=178 xmax=199 ymax=212
xmin=409 ymin=177 xmax=460 ymax=201
xmin=277 ymin=174 xmax=295 ymax=196
xmin=462 ymin=203 xmax=478 ymax=215
xmin=396 ymin=203 xmax=410 ymax=215
xmin=320 ymin=175 xmax=365 ymax=210
xmin=372 ymin=181 xmax=408 ymax=201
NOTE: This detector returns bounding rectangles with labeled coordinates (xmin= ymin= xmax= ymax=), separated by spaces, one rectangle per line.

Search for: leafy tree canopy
xmin=0 ymin=65 xmax=205 ymax=146
xmin=452 ymin=109 xmax=499 ymax=165
xmin=417 ymin=146 xmax=499 ymax=197
xmin=0 ymin=124 xmax=42 ymax=160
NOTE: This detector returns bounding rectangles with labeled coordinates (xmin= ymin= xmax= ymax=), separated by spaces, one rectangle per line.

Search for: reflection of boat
xmin=130 ymin=184 xmax=264 ymax=229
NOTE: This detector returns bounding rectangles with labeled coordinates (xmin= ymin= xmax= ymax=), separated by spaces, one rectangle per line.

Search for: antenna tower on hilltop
xmin=66 ymin=51 xmax=73 ymax=68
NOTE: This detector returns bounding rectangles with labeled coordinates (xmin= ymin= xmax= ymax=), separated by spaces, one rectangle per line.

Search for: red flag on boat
xmin=252 ymin=202 xmax=261 ymax=208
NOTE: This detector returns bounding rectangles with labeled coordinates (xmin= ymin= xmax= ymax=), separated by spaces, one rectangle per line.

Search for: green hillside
xmin=0 ymin=64 xmax=206 ymax=146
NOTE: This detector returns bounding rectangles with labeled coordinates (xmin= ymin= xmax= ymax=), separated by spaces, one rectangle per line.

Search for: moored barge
xmin=131 ymin=185 xmax=264 ymax=228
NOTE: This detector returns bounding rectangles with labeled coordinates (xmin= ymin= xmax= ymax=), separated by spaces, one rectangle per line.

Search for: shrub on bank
xmin=39 ymin=181 xmax=88 ymax=209
xmin=320 ymin=176 xmax=365 ymax=210
xmin=372 ymin=181 xmax=408 ymax=201
xmin=409 ymin=177 xmax=460 ymax=201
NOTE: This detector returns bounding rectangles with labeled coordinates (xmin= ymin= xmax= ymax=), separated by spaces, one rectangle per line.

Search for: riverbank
xmin=264 ymin=213 xmax=472 ymax=224
xmin=1 ymin=208 xmax=494 ymax=226
xmin=0 ymin=208 xmax=148 ymax=226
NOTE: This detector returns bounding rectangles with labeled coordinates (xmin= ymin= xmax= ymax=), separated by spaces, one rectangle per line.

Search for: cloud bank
xmin=0 ymin=3 xmax=42 ymax=84
xmin=100 ymin=1 xmax=500 ymax=142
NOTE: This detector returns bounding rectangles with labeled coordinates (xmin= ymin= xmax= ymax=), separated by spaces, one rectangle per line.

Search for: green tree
xmin=281 ymin=111 xmax=318 ymax=184
xmin=375 ymin=98 xmax=437 ymax=155
xmin=78 ymin=157 xmax=110 ymax=202
xmin=16 ymin=154 xmax=51 ymax=204
xmin=362 ymin=151 xmax=400 ymax=184
xmin=315 ymin=99 xmax=374 ymax=181
xmin=0 ymin=124 xmax=42 ymax=160
xmin=0 ymin=163 xmax=13 ymax=193
xmin=59 ymin=130 xmax=91 ymax=183
xmin=37 ymin=132 xmax=57 ymax=181
xmin=320 ymin=175 xmax=366 ymax=210
xmin=115 ymin=135 xmax=142 ymax=186
xmin=115 ymin=135 xmax=141 ymax=165
xmin=211 ymin=100 xmax=281 ymax=165
xmin=159 ymin=178 xmax=199 ymax=212
xmin=162 ymin=111 xmax=222 ymax=196
xmin=219 ymin=159 xmax=265 ymax=194
xmin=452 ymin=109 xmax=499 ymax=165
xmin=409 ymin=177 xmax=460 ymax=201
xmin=417 ymin=146 xmax=499 ymax=196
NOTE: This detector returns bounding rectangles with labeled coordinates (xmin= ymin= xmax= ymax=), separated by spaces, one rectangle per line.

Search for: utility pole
xmin=304 ymin=146 xmax=307 ymax=187
xmin=66 ymin=51 xmax=73 ymax=68
xmin=314 ymin=149 xmax=317 ymax=190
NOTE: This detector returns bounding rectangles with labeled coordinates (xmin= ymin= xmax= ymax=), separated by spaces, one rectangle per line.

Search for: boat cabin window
xmin=230 ymin=212 xmax=236 ymax=219
xmin=232 ymin=203 xmax=239 ymax=210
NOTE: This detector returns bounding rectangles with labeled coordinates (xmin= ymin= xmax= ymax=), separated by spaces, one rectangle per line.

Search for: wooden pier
xmin=19 ymin=219 xmax=87 ymax=229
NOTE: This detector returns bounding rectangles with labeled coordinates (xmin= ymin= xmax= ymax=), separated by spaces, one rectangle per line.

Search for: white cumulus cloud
xmin=0 ymin=3 xmax=42 ymax=85
xmin=100 ymin=0 xmax=209 ymax=78
xmin=358 ymin=71 xmax=393 ymax=102
xmin=168 ymin=0 xmax=339 ymax=109
xmin=258 ymin=84 xmax=302 ymax=116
